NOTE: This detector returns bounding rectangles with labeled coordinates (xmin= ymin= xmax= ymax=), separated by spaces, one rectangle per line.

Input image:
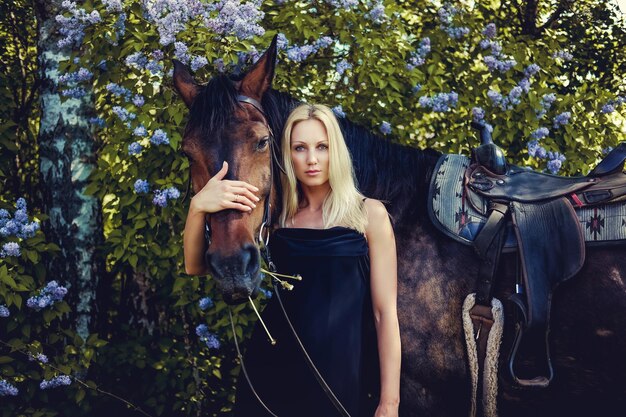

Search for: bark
xmin=34 ymin=0 xmax=104 ymax=342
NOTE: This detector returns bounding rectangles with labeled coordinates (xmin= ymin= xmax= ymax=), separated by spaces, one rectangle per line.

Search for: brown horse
xmin=173 ymin=37 xmax=626 ymax=417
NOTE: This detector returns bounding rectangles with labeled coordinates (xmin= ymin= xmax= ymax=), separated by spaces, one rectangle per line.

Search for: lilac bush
xmin=26 ymin=280 xmax=68 ymax=311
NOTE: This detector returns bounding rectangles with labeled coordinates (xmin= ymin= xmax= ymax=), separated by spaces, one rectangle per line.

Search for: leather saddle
xmin=465 ymin=123 xmax=626 ymax=388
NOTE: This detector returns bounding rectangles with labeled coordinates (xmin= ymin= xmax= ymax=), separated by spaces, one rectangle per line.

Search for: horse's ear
xmin=172 ymin=59 xmax=201 ymax=108
xmin=238 ymin=35 xmax=278 ymax=101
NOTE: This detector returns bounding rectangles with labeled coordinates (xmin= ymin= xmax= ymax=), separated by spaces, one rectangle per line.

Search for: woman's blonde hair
xmin=278 ymin=103 xmax=368 ymax=234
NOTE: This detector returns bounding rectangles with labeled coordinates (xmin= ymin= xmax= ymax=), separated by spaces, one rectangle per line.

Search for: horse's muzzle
xmin=206 ymin=243 xmax=262 ymax=305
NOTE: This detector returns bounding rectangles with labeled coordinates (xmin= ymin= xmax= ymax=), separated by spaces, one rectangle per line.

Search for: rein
xmin=183 ymin=94 xmax=351 ymax=417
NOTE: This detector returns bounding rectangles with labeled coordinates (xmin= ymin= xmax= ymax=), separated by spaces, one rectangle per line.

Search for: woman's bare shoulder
xmin=363 ymin=198 xmax=390 ymax=233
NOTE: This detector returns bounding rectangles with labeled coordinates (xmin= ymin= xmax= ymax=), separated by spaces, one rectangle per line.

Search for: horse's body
xmin=174 ymin=38 xmax=626 ymax=416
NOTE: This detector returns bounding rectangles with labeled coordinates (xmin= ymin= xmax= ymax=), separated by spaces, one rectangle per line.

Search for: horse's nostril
xmin=242 ymin=243 xmax=260 ymax=277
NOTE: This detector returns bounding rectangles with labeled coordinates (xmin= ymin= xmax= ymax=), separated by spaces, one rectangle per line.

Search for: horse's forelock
xmin=185 ymin=75 xmax=241 ymax=143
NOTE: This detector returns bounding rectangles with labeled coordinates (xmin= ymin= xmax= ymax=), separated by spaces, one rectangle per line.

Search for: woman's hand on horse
xmin=190 ymin=161 xmax=260 ymax=214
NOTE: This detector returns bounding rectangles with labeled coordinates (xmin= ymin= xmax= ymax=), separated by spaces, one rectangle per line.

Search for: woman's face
xmin=290 ymin=119 xmax=330 ymax=188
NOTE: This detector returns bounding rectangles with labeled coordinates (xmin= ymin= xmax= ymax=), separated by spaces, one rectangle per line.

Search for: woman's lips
xmin=305 ymin=170 xmax=320 ymax=175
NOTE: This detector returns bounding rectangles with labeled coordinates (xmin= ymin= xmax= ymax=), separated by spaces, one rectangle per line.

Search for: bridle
xmin=181 ymin=94 xmax=352 ymax=417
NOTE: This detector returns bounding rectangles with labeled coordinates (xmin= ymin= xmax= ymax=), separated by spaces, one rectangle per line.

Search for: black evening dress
xmin=233 ymin=226 xmax=380 ymax=417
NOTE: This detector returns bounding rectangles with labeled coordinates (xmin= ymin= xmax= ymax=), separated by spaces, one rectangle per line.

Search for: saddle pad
xmin=427 ymin=154 xmax=626 ymax=248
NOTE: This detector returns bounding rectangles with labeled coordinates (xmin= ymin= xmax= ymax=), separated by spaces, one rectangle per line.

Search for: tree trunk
xmin=34 ymin=0 xmax=104 ymax=342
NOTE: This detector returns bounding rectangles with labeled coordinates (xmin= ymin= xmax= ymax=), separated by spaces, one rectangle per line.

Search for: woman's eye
xmin=318 ymin=144 xmax=328 ymax=150
xmin=294 ymin=146 xmax=304 ymax=151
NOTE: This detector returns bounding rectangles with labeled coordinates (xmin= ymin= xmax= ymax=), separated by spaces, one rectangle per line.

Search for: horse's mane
xmin=185 ymin=76 xmax=441 ymax=228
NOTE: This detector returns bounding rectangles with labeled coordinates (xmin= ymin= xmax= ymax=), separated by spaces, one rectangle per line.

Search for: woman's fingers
xmin=224 ymin=180 xmax=259 ymax=193
xmin=210 ymin=161 xmax=228 ymax=183
xmin=223 ymin=193 xmax=256 ymax=211
xmin=222 ymin=200 xmax=254 ymax=212
xmin=229 ymin=186 xmax=260 ymax=204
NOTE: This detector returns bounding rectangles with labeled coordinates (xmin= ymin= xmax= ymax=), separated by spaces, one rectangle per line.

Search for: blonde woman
xmin=188 ymin=103 xmax=401 ymax=416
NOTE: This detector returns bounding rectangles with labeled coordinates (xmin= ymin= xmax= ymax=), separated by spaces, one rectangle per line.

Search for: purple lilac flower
xmin=191 ymin=56 xmax=209 ymax=71
xmin=150 ymin=129 xmax=169 ymax=146
xmin=61 ymin=87 xmax=88 ymax=98
xmin=438 ymin=4 xmax=470 ymax=39
xmin=133 ymin=126 xmax=147 ymax=136
xmin=40 ymin=375 xmax=72 ymax=390
xmin=0 ymin=305 xmax=9 ymax=318
xmin=55 ymin=2 xmax=101 ymax=48
xmin=484 ymin=55 xmax=516 ymax=73
xmin=204 ymin=0 xmax=265 ymax=40
xmin=14 ymin=209 xmax=28 ymax=224
xmin=524 ymin=64 xmax=541 ymax=77
xmin=367 ymin=2 xmax=386 ymax=24
xmin=411 ymin=84 xmax=422 ymax=94
xmin=553 ymin=112 xmax=571 ymax=128
xmin=0 ymin=242 xmax=21 ymax=258
xmin=125 ymin=52 xmax=148 ymax=69
xmin=58 ymin=67 xmax=93 ymax=84
xmin=132 ymin=95 xmax=145 ymax=107
xmin=146 ymin=60 xmax=163 ymax=74
xmin=174 ymin=41 xmax=190 ymax=64
xmin=518 ymin=78 xmax=531 ymax=94
xmin=536 ymin=93 xmax=557 ymax=118
xmin=336 ymin=59 xmax=352 ymax=76
xmin=134 ymin=179 xmax=150 ymax=194
xmin=29 ymin=353 xmax=49 ymax=363
xmin=527 ymin=140 xmax=539 ymax=157
xmin=531 ymin=127 xmax=550 ymax=140
xmin=102 ymin=0 xmax=122 ymax=12
xmin=152 ymin=190 xmax=168 ymax=207
xmin=165 ymin=187 xmax=180 ymax=200
xmin=332 ymin=105 xmax=346 ymax=118
xmin=472 ymin=107 xmax=485 ymax=123
xmin=407 ymin=37 xmax=430 ymax=69
xmin=143 ymin=0 xmax=210 ymax=46
xmin=419 ymin=91 xmax=459 ymax=112
xmin=546 ymin=152 xmax=566 ymax=174
xmin=112 ymin=106 xmax=136 ymax=123
xmin=0 ymin=380 xmax=18 ymax=396
xmin=195 ymin=324 xmax=221 ymax=349
xmin=106 ymin=83 xmax=132 ymax=100
xmin=276 ymin=33 xmax=290 ymax=50
xmin=482 ymin=23 xmax=496 ymax=39
xmin=286 ymin=44 xmax=316 ymax=63
xmin=379 ymin=121 xmax=392 ymax=135
xmin=199 ymin=297 xmax=214 ymax=310
xmin=26 ymin=280 xmax=68 ymax=311
xmin=260 ymin=287 xmax=272 ymax=298
xmin=326 ymin=0 xmax=358 ymax=9
xmin=128 ymin=142 xmax=143 ymax=155
xmin=508 ymin=86 xmax=523 ymax=106
xmin=552 ymin=50 xmax=573 ymax=61
xmin=601 ymin=103 xmax=616 ymax=114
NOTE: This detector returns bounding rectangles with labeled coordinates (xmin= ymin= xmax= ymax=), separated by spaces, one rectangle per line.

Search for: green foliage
xmin=1 ymin=0 xmax=625 ymax=415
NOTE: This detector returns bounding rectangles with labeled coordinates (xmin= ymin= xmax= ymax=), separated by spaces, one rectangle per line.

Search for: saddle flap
xmin=511 ymin=198 xmax=585 ymax=328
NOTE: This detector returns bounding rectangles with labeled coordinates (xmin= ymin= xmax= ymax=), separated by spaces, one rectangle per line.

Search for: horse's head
xmin=173 ymin=37 xmax=279 ymax=304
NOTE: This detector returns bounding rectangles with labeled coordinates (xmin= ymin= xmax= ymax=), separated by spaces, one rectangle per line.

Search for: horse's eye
xmin=256 ymin=137 xmax=270 ymax=151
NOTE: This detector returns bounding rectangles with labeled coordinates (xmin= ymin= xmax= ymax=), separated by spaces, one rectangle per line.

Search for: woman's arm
xmin=183 ymin=161 xmax=259 ymax=275
xmin=365 ymin=198 xmax=401 ymax=417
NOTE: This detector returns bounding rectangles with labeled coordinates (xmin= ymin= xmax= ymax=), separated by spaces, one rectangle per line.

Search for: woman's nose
xmin=307 ymin=150 xmax=317 ymax=164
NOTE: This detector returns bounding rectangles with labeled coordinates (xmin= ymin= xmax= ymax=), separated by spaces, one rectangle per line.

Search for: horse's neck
xmin=264 ymin=89 xmax=439 ymax=225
